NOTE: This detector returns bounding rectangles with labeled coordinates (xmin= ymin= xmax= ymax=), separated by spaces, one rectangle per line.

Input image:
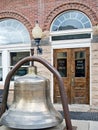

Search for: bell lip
xmin=0 ymin=120 xmax=63 ymax=129
xmin=0 ymin=121 xmax=65 ymax=130
xmin=0 ymin=110 xmax=63 ymax=130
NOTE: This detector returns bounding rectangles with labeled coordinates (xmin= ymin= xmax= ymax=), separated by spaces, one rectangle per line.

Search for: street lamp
xmin=32 ymin=20 xmax=43 ymax=54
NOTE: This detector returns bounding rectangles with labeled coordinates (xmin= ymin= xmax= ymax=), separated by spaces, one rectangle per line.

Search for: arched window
xmin=50 ymin=10 xmax=92 ymax=41
xmin=51 ymin=10 xmax=92 ymax=31
xmin=0 ymin=19 xmax=31 ymax=82
xmin=0 ymin=19 xmax=30 ymax=45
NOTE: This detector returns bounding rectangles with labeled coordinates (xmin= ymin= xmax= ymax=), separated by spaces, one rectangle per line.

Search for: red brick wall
xmin=0 ymin=0 xmax=98 ymax=37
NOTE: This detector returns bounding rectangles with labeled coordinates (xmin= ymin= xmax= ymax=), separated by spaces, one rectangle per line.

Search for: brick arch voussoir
xmin=44 ymin=3 xmax=98 ymax=30
xmin=0 ymin=11 xmax=32 ymax=38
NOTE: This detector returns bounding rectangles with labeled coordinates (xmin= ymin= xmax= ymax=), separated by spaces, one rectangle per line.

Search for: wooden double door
xmin=53 ymin=48 xmax=89 ymax=104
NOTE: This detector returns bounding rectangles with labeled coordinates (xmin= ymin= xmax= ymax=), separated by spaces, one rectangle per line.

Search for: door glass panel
xmin=75 ymin=51 xmax=85 ymax=77
xmin=57 ymin=52 xmax=67 ymax=77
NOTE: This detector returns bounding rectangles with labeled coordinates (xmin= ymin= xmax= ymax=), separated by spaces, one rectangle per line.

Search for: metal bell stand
xmin=0 ymin=56 xmax=76 ymax=130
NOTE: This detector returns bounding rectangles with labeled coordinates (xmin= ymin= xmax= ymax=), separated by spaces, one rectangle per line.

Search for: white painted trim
xmin=50 ymin=28 xmax=92 ymax=35
xmin=0 ymin=43 xmax=31 ymax=50
xmin=2 ymin=50 xmax=9 ymax=83
xmin=0 ymin=48 xmax=30 ymax=87
xmin=51 ymin=39 xmax=91 ymax=49
xmin=50 ymin=28 xmax=92 ymax=42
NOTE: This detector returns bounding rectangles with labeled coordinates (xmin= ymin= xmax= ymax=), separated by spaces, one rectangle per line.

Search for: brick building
xmin=0 ymin=0 xmax=98 ymax=109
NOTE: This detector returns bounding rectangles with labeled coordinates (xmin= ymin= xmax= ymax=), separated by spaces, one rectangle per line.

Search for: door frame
xmin=51 ymin=39 xmax=92 ymax=105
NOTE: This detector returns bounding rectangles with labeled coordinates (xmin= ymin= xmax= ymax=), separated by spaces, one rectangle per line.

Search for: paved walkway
xmin=71 ymin=120 xmax=98 ymax=130
xmin=60 ymin=111 xmax=98 ymax=121
xmin=70 ymin=111 xmax=98 ymax=121
xmin=55 ymin=104 xmax=98 ymax=129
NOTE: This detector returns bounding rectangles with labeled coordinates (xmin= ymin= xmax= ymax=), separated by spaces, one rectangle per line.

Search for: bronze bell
xmin=0 ymin=67 xmax=63 ymax=129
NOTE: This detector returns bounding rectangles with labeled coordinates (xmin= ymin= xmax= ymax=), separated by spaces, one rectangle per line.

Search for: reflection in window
xmin=52 ymin=33 xmax=91 ymax=41
xmin=0 ymin=53 xmax=2 ymax=81
xmin=10 ymin=52 xmax=30 ymax=80
xmin=0 ymin=19 xmax=30 ymax=45
xmin=57 ymin=52 xmax=67 ymax=77
xmin=51 ymin=10 xmax=91 ymax=31
xmin=10 ymin=52 xmax=30 ymax=66
xmin=75 ymin=51 xmax=85 ymax=77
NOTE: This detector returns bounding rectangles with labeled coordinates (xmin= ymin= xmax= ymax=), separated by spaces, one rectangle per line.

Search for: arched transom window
xmin=0 ymin=19 xmax=30 ymax=45
xmin=51 ymin=10 xmax=92 ymax=31
xmin=50 ymin=10 xmax=92 ymax=41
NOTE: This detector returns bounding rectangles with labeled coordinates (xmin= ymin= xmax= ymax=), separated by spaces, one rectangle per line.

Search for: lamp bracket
xmin=34 ymin=38 xmax=41 ymax=46
xmin=37 ymin=46 xmax=42 ymax=54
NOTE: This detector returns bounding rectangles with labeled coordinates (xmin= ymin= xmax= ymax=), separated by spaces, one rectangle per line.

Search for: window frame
xmin=0 ymin=45 xmax=31 ymax=84
xmin=50 ymin=10 xmax=92 ymax=43
xmin=50 ymin=28 xmax=92 ymax=43
xmin=9 ymin=51 xmax=30 ymax=81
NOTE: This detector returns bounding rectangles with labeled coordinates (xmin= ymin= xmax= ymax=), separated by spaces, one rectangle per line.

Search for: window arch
xmin=0 ymin=19 xmax=31 ymax=45
xmin=51 ymin=10 xmax=92 ymax=31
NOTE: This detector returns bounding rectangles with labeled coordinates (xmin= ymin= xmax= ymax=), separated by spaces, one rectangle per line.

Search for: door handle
xmin=71 ymin=75 xmax=75 ymax=87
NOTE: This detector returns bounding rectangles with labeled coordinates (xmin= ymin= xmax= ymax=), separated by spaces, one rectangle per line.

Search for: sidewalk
xmin=72 ymin=120 xmax=98 ymax=130
xmin=54 ymin=104 xmax=98 ymax=130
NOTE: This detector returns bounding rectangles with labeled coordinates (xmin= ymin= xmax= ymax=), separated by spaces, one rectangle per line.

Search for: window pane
xmin=52 ymin=33 xmax=91 ymax=41
xmin=16 ymin=67 xmax=28 ymax=76
xmin=60 ymin=20 xmax=83 ymax=30
xmin=10 ymin=51 xmax=30 ymax=81
xmin=81 ymin=16 xmax=89 ymax=23
xmin=75 ymin=51 xmax=85 ymax=77
xmin=10 ymin=52 xmax=30 ymax=66
xmin=53 ymin=19 xmax=60 ymax=26
xmin=11 ymin=67 xmax=28 ymax=81
xmin=57 ymin=52 xmax=67 ymax=77
xmin=75 ymin=51 xmax=85 ymax=59
xmin=0 ymin=19 xmax=30 ymax=45
xmin=58 ymin=15 xmax=64 ymax=22
xmin=84 ymin=22 xmax=91 ymax=28
xmin=57 ymin=52 xmax=67 ymax=58
xmin=71 ymin=11 xmax=77 ymax=18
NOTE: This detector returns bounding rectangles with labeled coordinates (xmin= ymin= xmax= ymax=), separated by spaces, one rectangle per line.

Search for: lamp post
xmin=30 ymin=21 xmax=43 ymax=66
xmin=32 ymin=21 xmax=43 ymax=55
